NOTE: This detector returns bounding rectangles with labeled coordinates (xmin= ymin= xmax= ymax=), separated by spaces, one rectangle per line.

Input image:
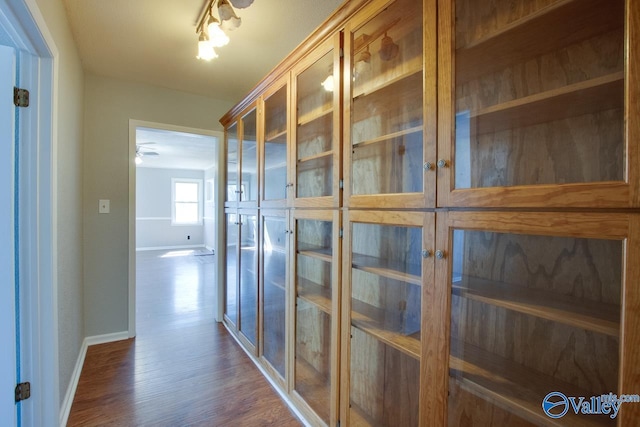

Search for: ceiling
xmin=136 ymin=127 xmax=218 ymax=170
xmin=62 ymin=0 xmax=345 ymax=102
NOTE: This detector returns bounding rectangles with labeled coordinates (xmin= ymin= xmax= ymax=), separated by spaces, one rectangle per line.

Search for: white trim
xmin=58 ymin=331 xmax=129 ymax=426
xmin=129 ymin=120 xmax=223 ymax=338
xmin=205 ymin=245 xmax=215 ymax=252
xmin=136 ymin=244 xmax=205 ymax=252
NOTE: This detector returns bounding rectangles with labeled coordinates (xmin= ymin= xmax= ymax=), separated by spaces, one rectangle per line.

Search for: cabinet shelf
xmin=352 ymin=55 xmax=422 ymax=100
xmin=297 ymin=277 xmax=332 ymax=314
xmin=466 ymin=72 xmax=624 ymax=136
xmin=352 ymin=125 xmax=423 ymax=149
xmin=265 ymin=128 xmax=287 ymax=143
xmin=351 ymin=299 xmax=420 ymax=360
xmin=352 ymin=252 xmax=421 ymax=285
xmin=297 ymin=106 xmax=332 ymax=127
xmin=297 ymin=245 xmax=332 ymax=263
xmin=294 ymin=357 xmax=331 ymax=422
xmin=296 ymin=151 xmax=332 ymax=173
xmin=449 ymin=340 xmax=615 ymax=426
xmin=456 ymin=0 xmax=624 ymax=83
xmin=452 ymin=275 xmax=620 ymax=337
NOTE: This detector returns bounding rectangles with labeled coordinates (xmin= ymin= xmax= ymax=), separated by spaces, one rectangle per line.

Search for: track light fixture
xmin=196 ymin=0 xmax=251 ymax=60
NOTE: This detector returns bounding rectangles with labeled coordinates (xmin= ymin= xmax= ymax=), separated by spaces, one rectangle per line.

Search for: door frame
xmin=0 ymin=0 xmax=58 ymax=425
xmin=128 ymin=119 xmax=225 ymax=337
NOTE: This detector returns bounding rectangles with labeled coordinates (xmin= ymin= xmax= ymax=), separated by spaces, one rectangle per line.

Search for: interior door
xmin=0 ymin=44 xmax=18 ymax=426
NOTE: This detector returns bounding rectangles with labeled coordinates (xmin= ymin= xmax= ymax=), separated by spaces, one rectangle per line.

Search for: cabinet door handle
xmin=422 ymin=249 xmax=432 ymax=258
xmin=424 ymin=162 xmax=433 ymax=171
xmin=435 ymin=250 xmax=446 ymax=259
xmin=437 ymin=159 xmax=448 ymax=169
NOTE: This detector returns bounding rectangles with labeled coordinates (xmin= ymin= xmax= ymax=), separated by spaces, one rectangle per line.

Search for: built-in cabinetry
xmin=221 ymin=0 xmax=640 ymax=425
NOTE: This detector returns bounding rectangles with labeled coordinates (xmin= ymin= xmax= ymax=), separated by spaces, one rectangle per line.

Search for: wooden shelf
xmin=297 ymin=106 xmax=332 ymax=127
xmin=265 ymin=128 xmax=287 ymax=143
xmin=297 ymin=245 xmax=332 ymax=263
xmin=351 ymin=252 xmax=421 ymax=286
xmin=351 ymin=298 xmax=420 ymax=360
xmin=449 ymin=340 xmax=615 ymax=426
xmin=297 ymin=277 xmax=332 ymax=314
xmin=352 ymin=55 xmax=422 ymax=100
xmin=352 ymin=125 xmax=423 ymax=148
xmin=456 ymin=0 xmax=624 ymax=83
xmin=466 ymin=72 xmax=624 ymax=136
xmin=294 ymin=356 xmax=331 ymax=423
xmin=452 ymin=275 xmax=620 ymax=337
xmin=296 ymin=152 xmax=332 ymax=173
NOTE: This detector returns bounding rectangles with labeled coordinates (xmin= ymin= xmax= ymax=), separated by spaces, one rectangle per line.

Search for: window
xmin=172 ymin=178 xmax=203 ymax=225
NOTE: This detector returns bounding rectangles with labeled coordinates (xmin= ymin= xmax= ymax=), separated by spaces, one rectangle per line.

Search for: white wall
xmin=83 ymin=73 xmax=232 ymax=336
xmin=33 ymin=0 xmax=86 ymax=408
xmin=136 ymin=168 xmax=205 ymax=249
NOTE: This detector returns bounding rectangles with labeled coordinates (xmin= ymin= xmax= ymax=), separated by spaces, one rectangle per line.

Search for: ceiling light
xmin=135 ymin=156 xmax=143 ymax=165
xmin=207 ymin=16 xmax=229 ymax=47
xmin=196 ymin=0 xmax=248 ymax=60
xmin=321 ymin=75 xmax=334 ymax=92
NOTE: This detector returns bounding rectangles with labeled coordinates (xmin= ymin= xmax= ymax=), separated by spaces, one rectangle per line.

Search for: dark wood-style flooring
xmin=67 ymin=249 xmax=302 ymax=426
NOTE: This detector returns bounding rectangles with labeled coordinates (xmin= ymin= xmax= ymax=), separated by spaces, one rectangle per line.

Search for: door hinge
xmin=15 ymin=382 xmax=31 ymax=402
xmin=13 ymin=87 xmax=29 ymax=107
xmin=339 ymin=179 xmax=344 ymax=189
xmin=339 ymin=228 xmax=343 ymax=238
xmin=339 ymin=48 xmax=344 ymax=58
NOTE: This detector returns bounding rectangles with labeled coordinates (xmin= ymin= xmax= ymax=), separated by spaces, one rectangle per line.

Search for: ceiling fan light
xmin=197 ymin=33 xmax=218 ymax=60
xmin=220 ymin=16 xmax=241 ymax=31
xmin=229 ymin=0 xmax=254 ymax=9
xmin=218 ymin=0 xmax=242 ymax=30
xmin=135 ymin=156 xmax=143 ymax=165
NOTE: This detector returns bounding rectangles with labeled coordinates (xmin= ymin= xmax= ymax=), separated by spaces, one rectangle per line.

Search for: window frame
xmin=171 ymin=178 xmax=203 ymax=226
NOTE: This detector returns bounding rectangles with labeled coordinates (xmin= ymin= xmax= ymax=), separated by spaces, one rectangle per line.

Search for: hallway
xmin=67 ymin=249 xmax=302 ymax=426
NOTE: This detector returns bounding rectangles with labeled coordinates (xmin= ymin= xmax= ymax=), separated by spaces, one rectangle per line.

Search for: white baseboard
xmin=136 ymin=244 xmax=205 ymax=252
xmin=59 ymin=331 xmax=130 ymax=426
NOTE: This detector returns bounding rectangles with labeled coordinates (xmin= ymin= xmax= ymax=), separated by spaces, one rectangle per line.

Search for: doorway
xmin=128 ymin=120 xmax=224 ymax=337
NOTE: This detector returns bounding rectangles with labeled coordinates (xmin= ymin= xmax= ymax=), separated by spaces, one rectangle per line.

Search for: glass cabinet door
xmin=292 ymin=34 xmax=341 ymax=207
xmin=342 ymin=211 xmax=431 ymax=427
xmin=239 ymin=211 xmax=258 ymax=350
xmin=292 ymin=211 xmax=338 ymax=425
xmin=344 ymin=0 xmax=434 ymax=209
xmin=438 ymin=0 xmax=631 ymax=208
xmin=425 ymin=211 xmax=631 ymax=426
xmin=240 ymin=108 xmax=258 ymax=205
xmin=262 ymin=81 xmax=289 ymax=206
xmin=224 ymin=210 xmax=238 ymax=328
xmin=225 ymin=122 xmax=239 ymax=208
xmin=261 ymin=211 xmax=287 ymax=380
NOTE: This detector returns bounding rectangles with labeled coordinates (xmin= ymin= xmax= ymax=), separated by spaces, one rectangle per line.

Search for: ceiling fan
xmin=135 ymin=142 xmax=159 ymax=164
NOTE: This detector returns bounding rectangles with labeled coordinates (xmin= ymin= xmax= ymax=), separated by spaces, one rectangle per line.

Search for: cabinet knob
xmin=424 ymin=162 xmax=433 ymax=171
xmin=435 ymin=250 xmax=446 ymax=259
xmin=422 ymin=249 xmax=432 ymax=258
xmin=437 ymin=159 xmax=448 ymax=169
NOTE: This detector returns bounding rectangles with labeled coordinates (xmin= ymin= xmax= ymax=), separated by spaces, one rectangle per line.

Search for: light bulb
xmin=207 ymin=16 xmax=229 ymax=47
xmin=197 ymin=32 xmax=218 ymax=60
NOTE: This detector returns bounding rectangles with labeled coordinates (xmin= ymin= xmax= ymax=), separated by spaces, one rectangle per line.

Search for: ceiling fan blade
xmin=142 ymin=152 xmax=160 ymax=156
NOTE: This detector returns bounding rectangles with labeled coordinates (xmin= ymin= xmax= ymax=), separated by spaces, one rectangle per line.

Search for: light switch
xmin=99 ymin=199 xmax=110 ymax=214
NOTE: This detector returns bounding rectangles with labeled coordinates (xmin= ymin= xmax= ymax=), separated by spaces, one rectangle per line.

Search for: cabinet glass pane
xmin=264 ymin=86 xmax=288 ymax=201
xmin=296 ymin=50 xmax=334 ymax=199
xmin=448 ymin=229 xmax=622 ymax=426
xmin=241 ymin=109 xmax=258 ymax=202
xmin=453 ymin=0 xmax=625 ymax=189
xmin=226 ymin=123 xmax=238 ymax=203
xmin=225 ymin=213 xmax=237 ymax=324
xmin=350 ymin=0 xmax=423 ymax=196
xmin=262 ymin=216 xmax=287 ymax=377
xmin=295 ymin=219 xmax=333 ymax=423
xmin=349 ymin=222 xmax=421 ymax=426
xmin=239 ymin=214 xmax=258 ymax=345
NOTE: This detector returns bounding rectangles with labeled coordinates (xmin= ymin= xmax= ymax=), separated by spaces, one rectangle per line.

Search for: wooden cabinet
xmin=436 ymin=0 xmax=637 ymax=208
xmin=341 ymin=210 xmax=434 ymax=426
xmin=425 ymin=211 xmax=640 ymax=426
xmin=290 ymin=210 xmax=341 ymax=426
xmin=291 ymin=33 xmax=341 ymax=208
xmin=261 ymin=77 xmax=289 ymax=207
xmin=220 ymin=0 xmax=640 ymax=425
xmin=343 ymin=0 xmax=436 ymax=209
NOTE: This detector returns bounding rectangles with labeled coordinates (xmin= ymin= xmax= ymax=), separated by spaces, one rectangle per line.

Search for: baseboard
xmin=136 ymin=244 xmax=205 ymax=252
xmin=58 ymin=331 xmax=130 ymax=426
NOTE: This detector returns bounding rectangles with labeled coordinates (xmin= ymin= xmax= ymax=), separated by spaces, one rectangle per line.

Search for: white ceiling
xmin=62 ymin=0 xmax=345 ymax=102
xmin=136 ymin=127 xmax=218 ymax=170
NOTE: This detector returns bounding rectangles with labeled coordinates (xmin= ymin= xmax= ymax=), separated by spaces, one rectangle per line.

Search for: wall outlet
xmin=187 ymin=235 xmax=190 ymax=240
xmin=99 ymin=199 xmax=110 ymax=214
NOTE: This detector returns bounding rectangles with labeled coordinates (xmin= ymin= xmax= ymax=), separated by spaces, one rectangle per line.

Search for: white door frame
xmin=0 ymin=0 xmax=58 ymax=425
xmin=128 ymin=119 xmax=225 ymax=337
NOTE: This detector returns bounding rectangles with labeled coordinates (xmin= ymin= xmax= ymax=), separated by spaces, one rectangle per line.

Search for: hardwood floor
xmin=67 ymin=249 xmax=302 ymax=426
